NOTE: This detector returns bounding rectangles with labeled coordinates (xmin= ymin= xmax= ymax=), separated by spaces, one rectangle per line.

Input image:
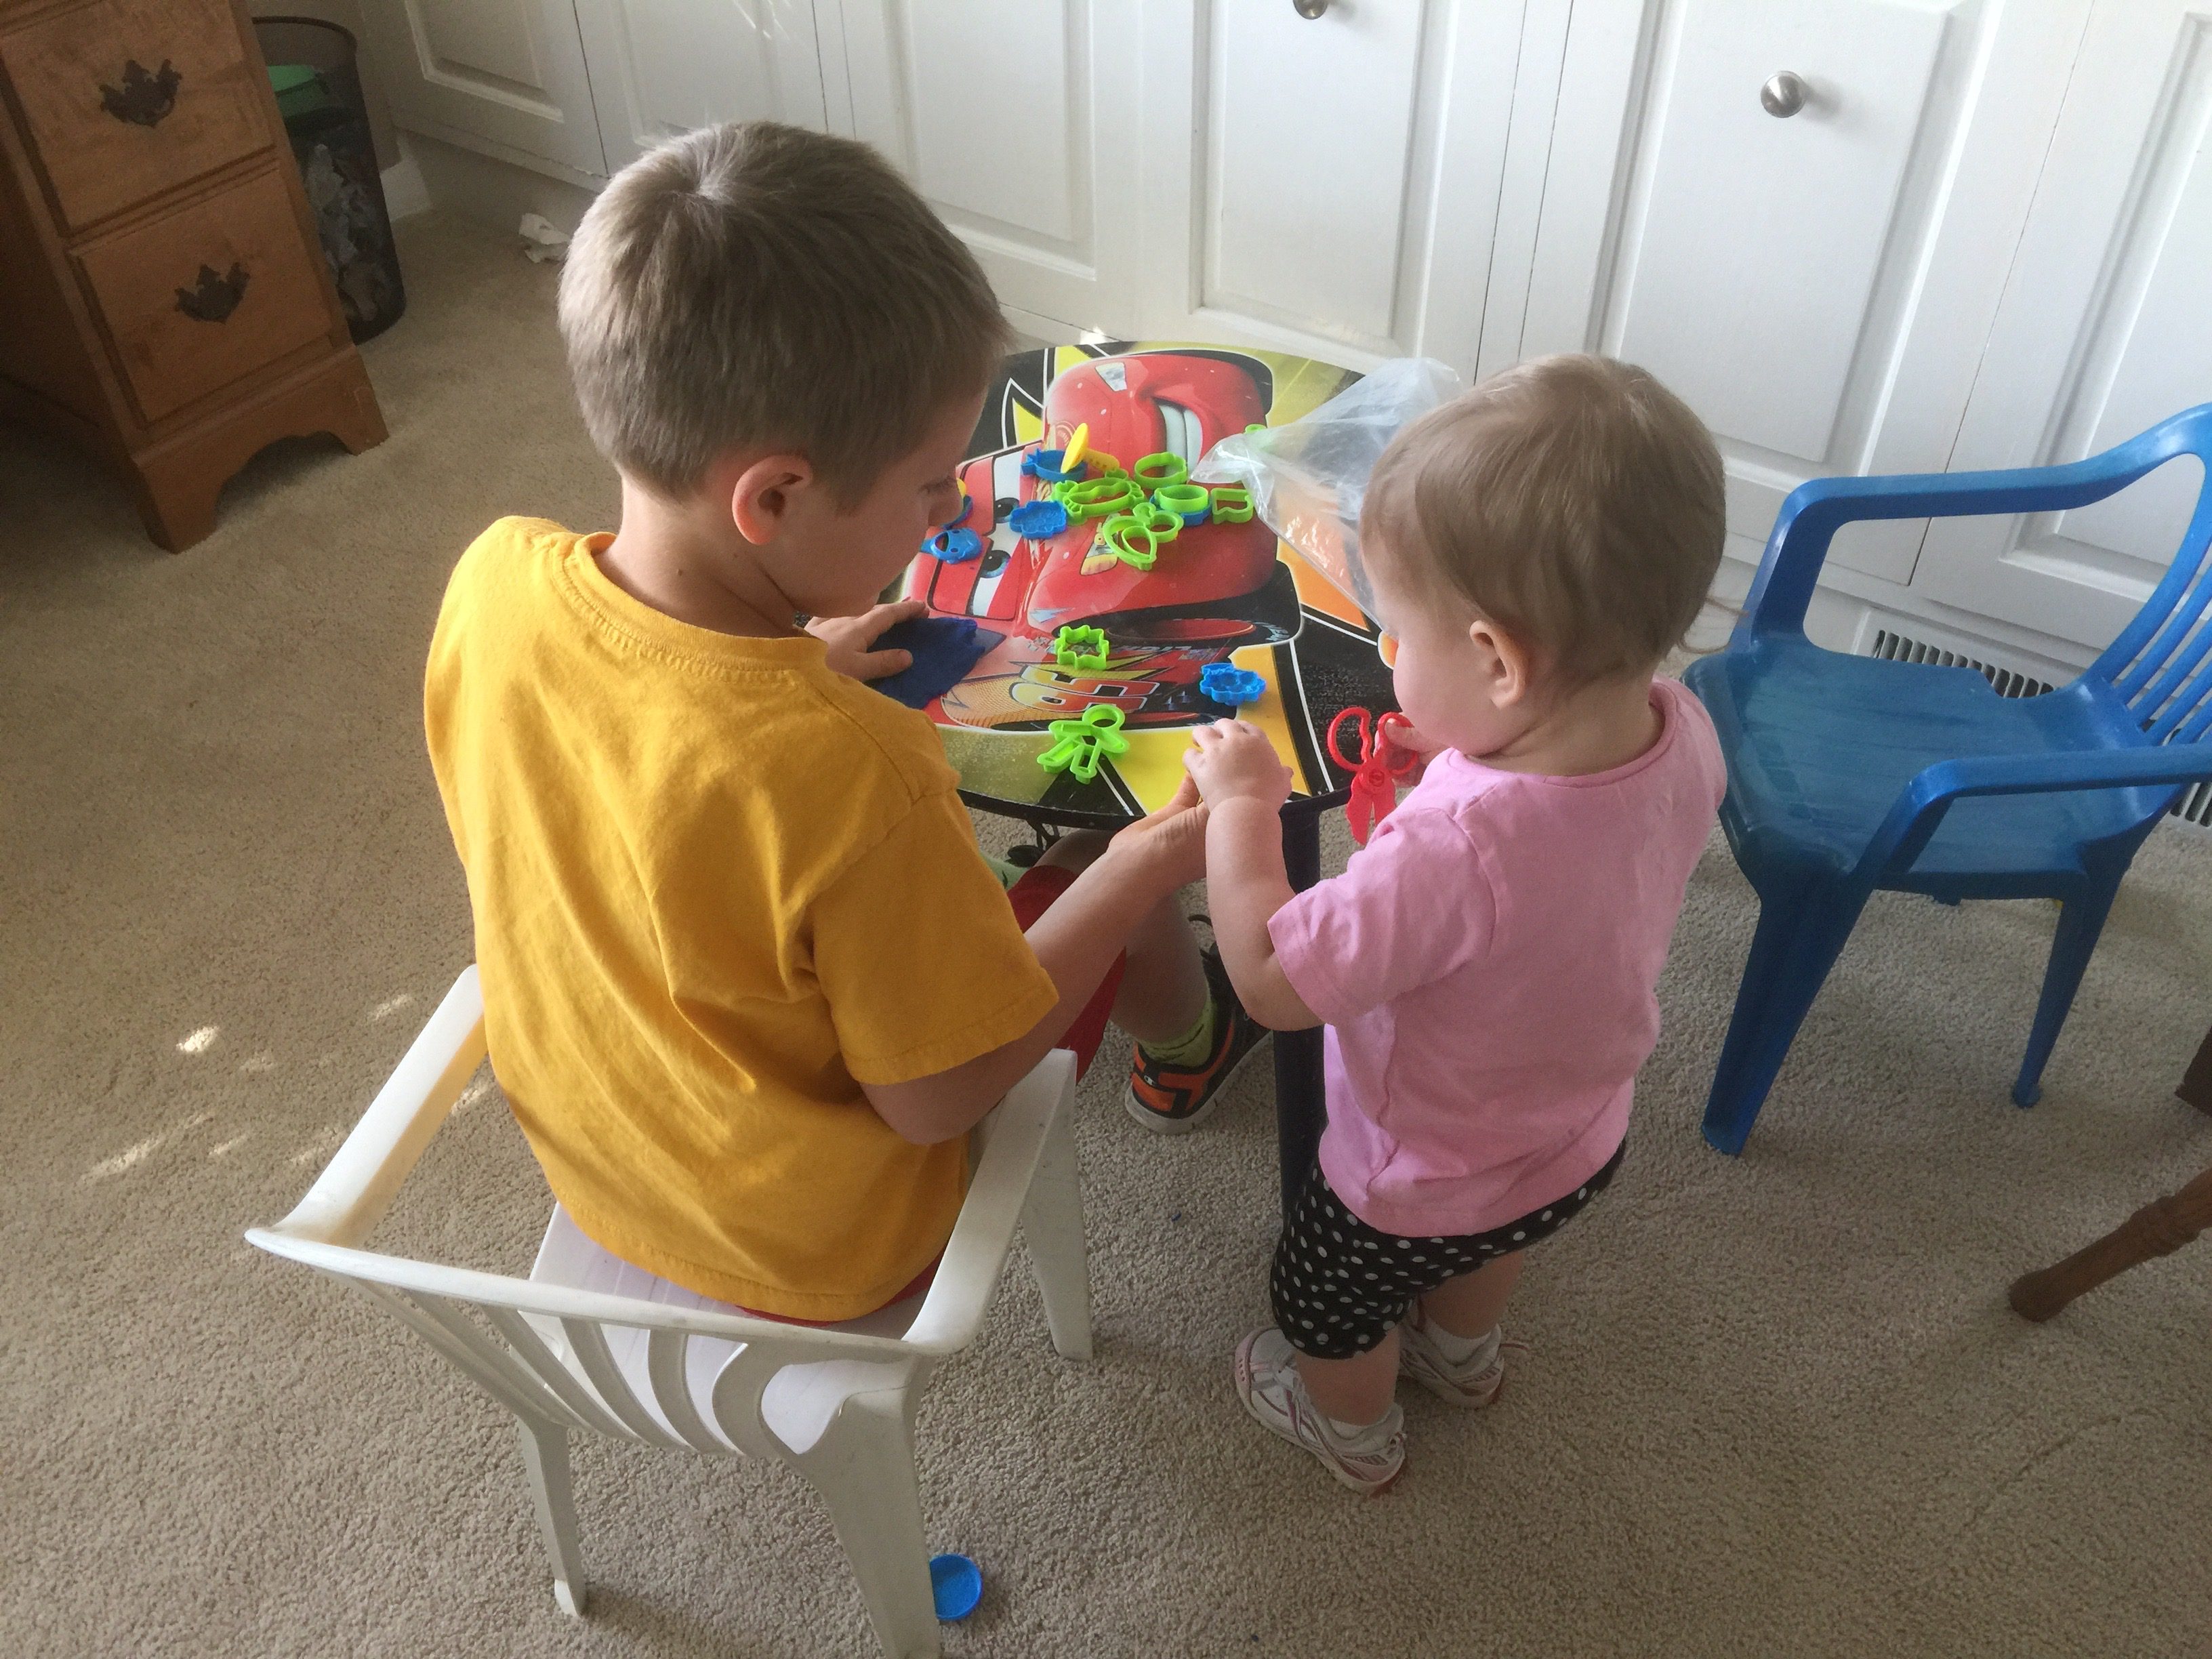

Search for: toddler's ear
xmin=1467 ymin=615 xmax=1536 ymax=709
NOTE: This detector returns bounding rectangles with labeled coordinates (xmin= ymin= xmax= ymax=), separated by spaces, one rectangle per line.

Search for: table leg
xmin=1275 ymin=812 xmax=1325 ymax=1222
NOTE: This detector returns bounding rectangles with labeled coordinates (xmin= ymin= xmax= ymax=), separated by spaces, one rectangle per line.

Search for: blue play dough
xmin=1200 ymin=662 xmax=1266 ymax=706
xmin=930 ymin=1553 xmax=983 ymax=1621
xmin=1008 ymin=499 xmax=1069 ymax=539
xmin=869 ymin=616 xmax=1002 ymax=710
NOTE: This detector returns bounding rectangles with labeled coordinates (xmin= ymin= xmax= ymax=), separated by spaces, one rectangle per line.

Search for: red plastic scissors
xmin=1326 ymin=706 xmax=1418 ymax=846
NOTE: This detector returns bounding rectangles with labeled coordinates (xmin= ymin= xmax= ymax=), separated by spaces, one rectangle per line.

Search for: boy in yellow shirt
xmin=424 ymin=122 xmax=1261 ymax=1322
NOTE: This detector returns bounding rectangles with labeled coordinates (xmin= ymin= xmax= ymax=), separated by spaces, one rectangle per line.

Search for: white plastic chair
xmin=247 ymin=967 xmax=1090 ymax=1659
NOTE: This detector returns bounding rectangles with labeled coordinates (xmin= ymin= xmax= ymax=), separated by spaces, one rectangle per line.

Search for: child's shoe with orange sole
xmin=1124 ymin=947 xmax=1268 ymax=1132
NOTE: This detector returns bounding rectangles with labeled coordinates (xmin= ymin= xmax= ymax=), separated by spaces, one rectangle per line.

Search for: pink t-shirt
xmin=1269 ymin=678 xmax=1725 ymax=1238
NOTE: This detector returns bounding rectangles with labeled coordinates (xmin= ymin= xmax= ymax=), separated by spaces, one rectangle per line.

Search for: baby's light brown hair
xmin=1363 ymin=354 xmax=1724 ymax=683
xmin=558 ymin=121 xmax=1008 ymax=504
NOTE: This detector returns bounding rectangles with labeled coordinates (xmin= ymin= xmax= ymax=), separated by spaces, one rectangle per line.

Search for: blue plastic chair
xmin=1683 ymin=405 xmax=2212 ymax=1155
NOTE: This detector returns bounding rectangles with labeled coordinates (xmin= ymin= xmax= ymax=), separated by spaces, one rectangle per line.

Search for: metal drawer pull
xmin=100 ymin=58 xmax=182 ymax=127
xmin=176 ymin=262 xmax=250 ymax=323
xmin=1292 ymin=0 xmax=1329 ymax=16
xmin=1760 ymin=71 xmax=1809 ymax=118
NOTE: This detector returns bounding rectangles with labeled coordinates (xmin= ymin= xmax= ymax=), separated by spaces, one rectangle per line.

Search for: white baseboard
xmin=397 ymin=127 xmax=600 ymax=240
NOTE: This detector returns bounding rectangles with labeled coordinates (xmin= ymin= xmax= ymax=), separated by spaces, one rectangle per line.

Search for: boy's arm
xmin=860 ymin=783 xmax=1209 ymax=1144
xmin=1185 ymin=723 xmax=1322 ymax=1032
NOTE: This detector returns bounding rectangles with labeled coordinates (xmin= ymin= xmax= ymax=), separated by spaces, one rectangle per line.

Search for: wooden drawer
xmin=73 ymin=165 xmax=333 ymax=424
xmin=0 ymin=0 xmax=269 ymax=233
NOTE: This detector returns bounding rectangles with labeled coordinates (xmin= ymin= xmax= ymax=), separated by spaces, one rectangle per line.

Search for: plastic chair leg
xmin=514 ymin=1415 xmax=588 ymax=1616
xmin=800 ymin=1391 xmax=940 ymax=1659
xmin=1702 ymin=888 xmax=1865 ymax=1156
xmin=1020 ymin=1099 xmax=1092 ymax=1361
xmin=2013 ymin=877 xmax=2122 ymax=1107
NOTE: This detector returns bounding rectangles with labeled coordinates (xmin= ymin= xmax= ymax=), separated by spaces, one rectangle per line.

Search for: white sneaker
xmin=1233 ymin=1328 xmax=1405 ymax=1494
xmin=1398 ymin=1313 xmax=1511 ymax=1408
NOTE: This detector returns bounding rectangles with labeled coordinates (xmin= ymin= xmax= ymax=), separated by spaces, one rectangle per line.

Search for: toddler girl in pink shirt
xmin=1183 ymin=354 xmax=1728 ymax=1492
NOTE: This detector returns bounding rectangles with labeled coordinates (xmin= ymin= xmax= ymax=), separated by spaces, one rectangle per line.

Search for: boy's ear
xmin=1468 ymin=613 xmax=1535 ymax=708
xmin=727 ymin=451 xmax=815 ymax=545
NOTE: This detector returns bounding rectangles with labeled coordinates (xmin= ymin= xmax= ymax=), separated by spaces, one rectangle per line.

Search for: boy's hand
xmin=1184 ymin=720 xmax=1294 ymax=809
xmin=1111 ymin=775 xmax=1210 ymax=892
xmin=807 ymin=600 xmax=925 ymax=680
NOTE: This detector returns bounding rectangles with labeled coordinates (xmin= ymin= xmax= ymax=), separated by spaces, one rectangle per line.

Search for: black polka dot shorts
xmin=1270 ymin=1138 xmax=1626 ymax=1359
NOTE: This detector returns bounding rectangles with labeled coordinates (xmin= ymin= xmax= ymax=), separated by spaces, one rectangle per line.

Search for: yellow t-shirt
xmin=424 ymin=518 xmax=1059 ymax=1319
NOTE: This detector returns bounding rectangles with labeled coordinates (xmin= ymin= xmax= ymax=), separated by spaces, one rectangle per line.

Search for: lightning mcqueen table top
xmin=905 ymin=342 xmax=1398 ymax=832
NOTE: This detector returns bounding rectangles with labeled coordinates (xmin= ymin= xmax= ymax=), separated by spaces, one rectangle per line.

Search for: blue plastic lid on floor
xmin=930 ymin=1553 xmax=983 ymax=1621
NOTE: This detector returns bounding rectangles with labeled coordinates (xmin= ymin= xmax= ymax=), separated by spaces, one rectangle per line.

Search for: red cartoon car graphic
xmin=905 ymin=350 xmax=1302 ymax=730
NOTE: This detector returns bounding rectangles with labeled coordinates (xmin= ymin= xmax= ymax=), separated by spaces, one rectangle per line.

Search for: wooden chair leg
xmin=2178 ymin=1021 xmax=2212 ymax=1115
xmin=2009 ymin=1163 xmax=2212 ymax=1321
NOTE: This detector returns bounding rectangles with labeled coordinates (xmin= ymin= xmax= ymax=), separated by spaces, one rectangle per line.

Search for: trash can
xmin=255 ymin=16 xmax=406 ymax=342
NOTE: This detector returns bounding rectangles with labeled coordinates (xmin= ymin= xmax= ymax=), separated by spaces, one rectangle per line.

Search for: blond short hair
xmin=558 ymin=121 xmax=1008 ymax=503
xmin=1363 ymin=354 xmax=1724 ymax=683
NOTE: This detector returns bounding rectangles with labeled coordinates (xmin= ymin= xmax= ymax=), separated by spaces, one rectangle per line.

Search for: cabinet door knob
xmin=1760 ymin=71 xmax=1809 ymax=118
xmin=176 ymin=263 xmax=251 ymax=323
xmin=100 ymin=58 xmax=182 ymax=127
xmin=1292 ymin=0 xmax=1330 ymax=17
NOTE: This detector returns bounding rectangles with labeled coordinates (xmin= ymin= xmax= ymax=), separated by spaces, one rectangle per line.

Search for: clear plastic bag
xmin=1193 ymin=356 xmax=1464 ymax=614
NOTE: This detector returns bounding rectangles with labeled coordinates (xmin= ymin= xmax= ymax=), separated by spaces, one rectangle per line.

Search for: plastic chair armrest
xmin=241 ymin=1229 xmax=922 ymax=1360
xmin=262 ymin=967 xmax=487 ymax=1248
xmin=1855 ymin=743 xmax=2212 ymax=883
xmin=252 ymin=982 xmax=1077 ymax=1358
xmin=1744 ymin=411 xmax=2210 ymax=638
xmin=899 ymin=1048 xmax=1080 ymax=1355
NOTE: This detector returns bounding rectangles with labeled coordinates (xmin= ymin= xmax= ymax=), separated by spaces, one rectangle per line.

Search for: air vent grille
xmin=1866 ymin=628 xmax=2212 ymax=830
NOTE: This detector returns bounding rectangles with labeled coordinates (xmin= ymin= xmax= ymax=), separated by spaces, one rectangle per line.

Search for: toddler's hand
xmin=1386 ymin=716 xmax=1441 ymax=759
xmin=1185 ymin=719 xmax=1294 ymax=809
xmin=807 ymin=600 xmax=925 ymax=680
xmin=1379 ymin=715 xmax=1438 ymax=781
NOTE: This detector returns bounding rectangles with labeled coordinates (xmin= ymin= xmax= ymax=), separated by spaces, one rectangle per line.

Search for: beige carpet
xmin=5 ymin=213 xmax=2211 ymax=1658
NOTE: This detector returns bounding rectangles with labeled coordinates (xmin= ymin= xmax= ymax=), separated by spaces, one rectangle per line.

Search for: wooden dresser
xmin=0 ymin=0 xmax=384 ymax=550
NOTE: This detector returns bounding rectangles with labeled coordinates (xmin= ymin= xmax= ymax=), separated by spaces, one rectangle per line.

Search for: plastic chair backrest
xmin=266 ymin=1218 xmax=929 ymax=1464
xmin=1742 ymin=406 xmax=2212 ymax=749
xmin=2087 ymin=415 xmax=2212 ymax=743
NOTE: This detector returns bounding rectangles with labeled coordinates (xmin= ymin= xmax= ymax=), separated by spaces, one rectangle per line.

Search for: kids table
xmin=898 ymin=341 xmax=1399 ymax=1218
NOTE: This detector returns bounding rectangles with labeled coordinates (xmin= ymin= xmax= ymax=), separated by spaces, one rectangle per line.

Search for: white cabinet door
xmin=359 ymin=0 xmax=608 ymax=179
xmin=1133 ymin=0 xmax=1525 ymax=373
xmin=576 ymin=0 xmax=828 ymax=172
xmin=1911 ymin=0 xmax=2212 ymax=653
xmin=1508 ymin=0 xmax=2088 ymax=583
xmin=823 ymin=1 xmax=1144 ymax=335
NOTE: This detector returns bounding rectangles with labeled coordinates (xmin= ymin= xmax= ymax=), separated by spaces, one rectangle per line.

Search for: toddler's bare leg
xmin=1294 ymin=1328 xmax=1402 ymax=1426
xmin=1035 ymin=832 xmax=1206 ymax=1045
xmin=1419 ymin=1252 xmax=1524 ymax=1337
